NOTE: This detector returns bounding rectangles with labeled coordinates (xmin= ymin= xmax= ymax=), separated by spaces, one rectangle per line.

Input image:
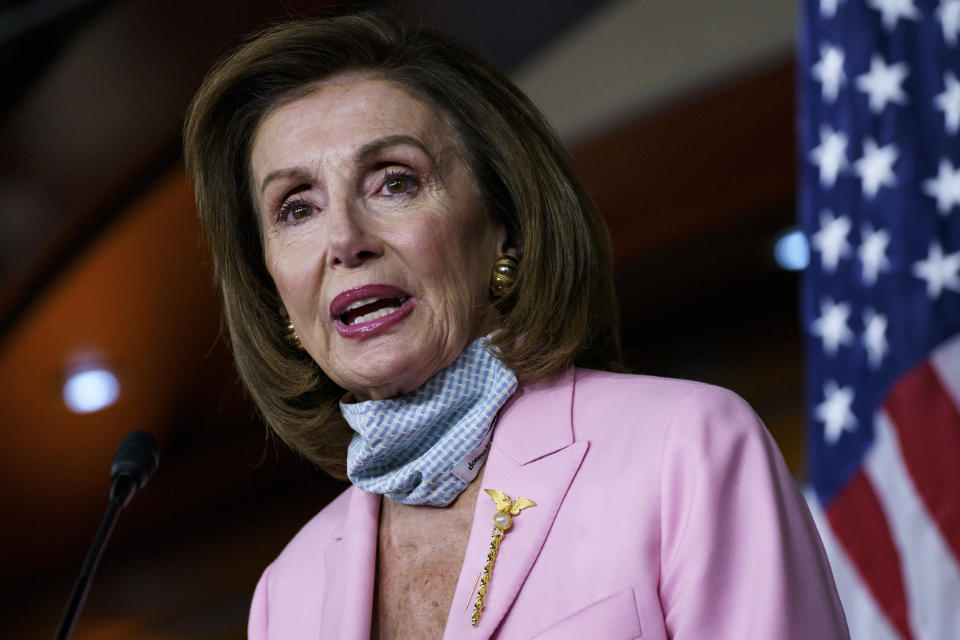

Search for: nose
xmin=326 ymin=199 xmax=383 ymax=268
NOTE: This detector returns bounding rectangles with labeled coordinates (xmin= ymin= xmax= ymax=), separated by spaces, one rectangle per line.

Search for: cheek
xmin=419 ymin=218 xmax=490 ymax=288
xmin=455 ymin=219 xmax=501 ymax=289
xmin=263 ymin=236 xmax=320 ymax=317
xmin=432 ymin=224 xmax=498 ymax=322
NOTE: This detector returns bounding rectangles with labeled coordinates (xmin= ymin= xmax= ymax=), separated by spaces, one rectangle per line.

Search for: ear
xmin=495 ymin=224 xmax=520 ymax=260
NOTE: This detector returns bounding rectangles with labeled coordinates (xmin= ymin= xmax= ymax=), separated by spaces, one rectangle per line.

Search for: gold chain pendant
xmin=470 ymin=489 xmax=536 ymax=626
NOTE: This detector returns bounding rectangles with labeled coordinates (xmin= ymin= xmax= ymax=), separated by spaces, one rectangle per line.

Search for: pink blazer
xmin=248 ymin=368 xmax=849 ymax=639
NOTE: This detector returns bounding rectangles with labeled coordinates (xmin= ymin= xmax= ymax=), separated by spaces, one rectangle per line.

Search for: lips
xmin=330 ymin=284 xmax=415 ymax=339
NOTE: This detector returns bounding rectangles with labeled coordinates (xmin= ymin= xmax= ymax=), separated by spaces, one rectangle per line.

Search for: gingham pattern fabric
xmin=341 ymin=336 xmax=518 ymax=506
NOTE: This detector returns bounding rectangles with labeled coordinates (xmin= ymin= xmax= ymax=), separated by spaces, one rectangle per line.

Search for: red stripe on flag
xmin=827 ymin=470 xmax=914 ymax=640
xmin=884 ymin=361 xmax=960 ymax=561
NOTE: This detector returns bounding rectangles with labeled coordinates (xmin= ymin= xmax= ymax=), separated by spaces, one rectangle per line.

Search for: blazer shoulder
xmin=573 ymin=367 xmax=741 ymax=399
xmin=571 ymin=368 xmax=758 ymax=434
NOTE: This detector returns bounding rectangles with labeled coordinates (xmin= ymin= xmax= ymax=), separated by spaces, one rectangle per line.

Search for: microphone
xmin=109 ymin=430 xmax=160 ymax=507
xmin=55 ymin=431 xmax=159 ymax=640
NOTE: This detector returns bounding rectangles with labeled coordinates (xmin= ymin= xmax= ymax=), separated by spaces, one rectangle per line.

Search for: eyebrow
xmin=258 ymin=134 xmax=437 ymax=195
xmin=258 ymin=168 xmax=313 ymax=196
xmin=357 ymin=134 xmax=435 ymax=166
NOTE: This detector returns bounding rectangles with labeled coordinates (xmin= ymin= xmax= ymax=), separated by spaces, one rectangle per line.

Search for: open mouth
xmin=330 ymin=285 xmax=415 ymax=338
xmin=339 ymin=296 xmax=409 ymax=326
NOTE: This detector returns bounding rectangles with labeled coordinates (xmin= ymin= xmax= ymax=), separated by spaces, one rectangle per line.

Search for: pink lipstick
xmin=330 ymin=284 xmax=415 ymax=339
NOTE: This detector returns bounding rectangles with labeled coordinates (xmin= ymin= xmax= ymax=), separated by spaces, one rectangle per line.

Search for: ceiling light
xmin=63 ymin=366 xmax=120 ymax=414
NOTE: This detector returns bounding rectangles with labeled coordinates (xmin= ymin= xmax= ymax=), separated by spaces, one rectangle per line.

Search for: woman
xmin=184 ymin=12 xmax=848 ymax=640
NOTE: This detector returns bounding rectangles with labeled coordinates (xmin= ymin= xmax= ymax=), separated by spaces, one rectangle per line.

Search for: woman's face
xmin=250 ymin=75 xmax=507 ymax=401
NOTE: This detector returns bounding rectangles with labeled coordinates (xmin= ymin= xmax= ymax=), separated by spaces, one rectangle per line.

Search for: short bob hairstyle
xmin=184 ymin=12 xmax=622 ymax=478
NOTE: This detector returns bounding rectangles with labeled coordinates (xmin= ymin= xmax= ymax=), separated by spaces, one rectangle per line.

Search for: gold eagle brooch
xmin=470 ymin=489 xmax=536 ymax=626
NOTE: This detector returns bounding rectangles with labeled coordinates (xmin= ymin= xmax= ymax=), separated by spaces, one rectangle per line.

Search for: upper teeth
xmin=344 ymin=297 xmax=379 ymax=312
xmin=352 ymin=307 xmax=398 ymax=324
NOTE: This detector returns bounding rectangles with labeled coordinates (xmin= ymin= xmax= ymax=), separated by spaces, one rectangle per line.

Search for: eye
xmin=385 ymin=177 xmax=409 ymax=194
xmin=277 ymin=197 xmax=315 ymax=223
xmin=380 ymin=169 xmax=419 ymax=197
xmin=289 ymin=203 xmax=312 ymax=219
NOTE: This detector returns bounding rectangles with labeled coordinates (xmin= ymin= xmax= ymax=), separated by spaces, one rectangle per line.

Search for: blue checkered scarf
xmin=341 ymin=336 xmax=517 ymax=506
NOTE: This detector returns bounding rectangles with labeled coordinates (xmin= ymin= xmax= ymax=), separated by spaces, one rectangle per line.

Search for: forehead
xmin=251 ymin=74 xmax=455 ymax=167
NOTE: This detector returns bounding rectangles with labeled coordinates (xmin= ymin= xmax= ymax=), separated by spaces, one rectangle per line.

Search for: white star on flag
xmin=812 ymin=43 xmax=846 ymax=103
xmin=820 ymin=0 xmax=846 ymax=18
xmin=811 ymin=210 xmax=852 ymax=272
xmin=937 ymin=0 xmax=960 ymax=46
xmin=811 ymin=298 xmax=855 ymax=355
xmin=815 ymin=381 xmax=857 ymax=445
xmin=862 ymin=308 xmax=889 ymax=369
xmin=867 ymin=0 xmax=920 ymax=31
xmin=935 ymin=72 xmax=960 ymax=135
xmin=858 ymin=223 xmax=892 ymax=285
xmin=912 ymin=241 xmax=960 ymax=299
xmin=809 ymin=125 xmax=849 ymax=188
xmin=856 ymin=54 xmax=910 ymax=114
xmin=854 ymin=138 xmax=899 ymax=198
xmin=923 ymin=158 xmax=960 ymax=214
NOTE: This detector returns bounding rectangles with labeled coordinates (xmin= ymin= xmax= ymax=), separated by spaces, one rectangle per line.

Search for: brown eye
xmin=385 ymin=177 xmax=408 ymax=194
xmin=276 ymin=198 xmax=314 ymax=224
xmin=290 ymin=203 xmax=311 ymax=220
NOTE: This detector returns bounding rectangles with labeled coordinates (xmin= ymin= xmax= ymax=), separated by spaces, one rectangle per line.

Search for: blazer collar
xmin=443 ymin=367 xmax=588 ymax=638
xmin=492 ymin=367 xmax=578 ymax=464
xmin=321 ymin=486 xmax=380 ymax=640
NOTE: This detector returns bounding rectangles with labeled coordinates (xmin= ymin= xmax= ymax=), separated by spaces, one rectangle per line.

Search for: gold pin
xmin=465 ymin=572 xmax=482 ymax=612
xmin=471 ymin=489 xmax=536 ymax=626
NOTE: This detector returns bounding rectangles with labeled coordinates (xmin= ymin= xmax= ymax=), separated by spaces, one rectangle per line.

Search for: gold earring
xmin=490 ymin=255 xmax=518 ymax=297
xmin=283 ymin=317 xmax=304 ymax=350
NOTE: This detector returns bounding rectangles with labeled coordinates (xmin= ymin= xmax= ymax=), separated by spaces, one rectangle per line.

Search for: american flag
xmin=799 ymin=1 xmax=960 ymax=638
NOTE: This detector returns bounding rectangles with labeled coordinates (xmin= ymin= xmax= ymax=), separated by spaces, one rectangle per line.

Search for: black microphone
xmin=109 ymin=430 xmax=160 ymax=507
xmin=55 ymin=431 xmax=159 ymax=640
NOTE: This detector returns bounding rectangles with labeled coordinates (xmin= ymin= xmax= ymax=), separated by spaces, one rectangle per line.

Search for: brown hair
xmin=183 ymin=12 xmax=622 ymax=478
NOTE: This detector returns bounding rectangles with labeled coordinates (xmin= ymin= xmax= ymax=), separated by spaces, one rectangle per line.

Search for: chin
xmin=325 ymin=326 xmax=471 ymax=400
xmin=348 ymin=376 xmax=418 ymax=401
xmin=339 ymin=357 xmax=435 ymax=401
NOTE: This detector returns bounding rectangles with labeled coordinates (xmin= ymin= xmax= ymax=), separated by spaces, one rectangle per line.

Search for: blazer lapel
xmin=320 ymin=487 xmax=380 ymax=640
xmin=444 ymin=368 xmax=588 ymax=639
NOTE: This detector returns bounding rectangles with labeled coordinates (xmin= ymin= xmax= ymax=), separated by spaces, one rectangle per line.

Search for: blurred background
xmin=0 ymin=0 xmax=803 ymax=637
